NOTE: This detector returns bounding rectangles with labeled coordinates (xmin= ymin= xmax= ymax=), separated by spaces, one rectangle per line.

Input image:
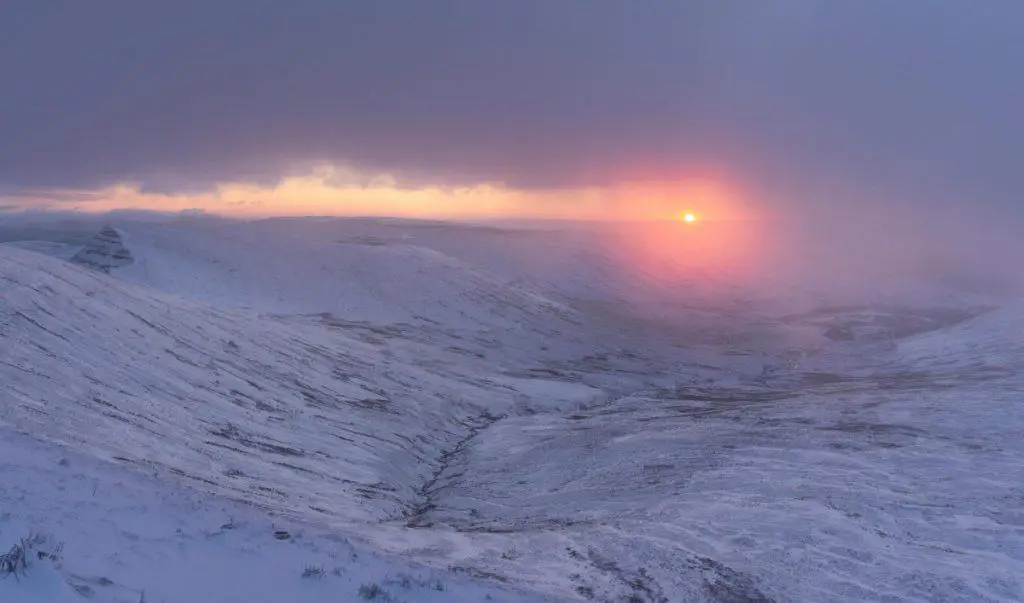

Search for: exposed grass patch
xmin=358 ymin=582 xmax=389 ymax=600
xmin=0 ymin=533 xmax=61 ymax=581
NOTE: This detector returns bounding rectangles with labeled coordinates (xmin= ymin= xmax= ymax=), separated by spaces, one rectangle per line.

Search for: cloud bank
xmin=1 ymin=1 xmax=1022 ymax=221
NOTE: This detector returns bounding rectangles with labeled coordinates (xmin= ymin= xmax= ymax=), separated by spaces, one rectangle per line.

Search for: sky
xmin=2 ymin=1 xmax=1024 ymax=225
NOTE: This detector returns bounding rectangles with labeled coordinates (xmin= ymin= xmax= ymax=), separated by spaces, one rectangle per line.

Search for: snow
xmin=898 ymin=303 xmax=1024 ymax=369
xmin=0 ymin=245 xmax=526 ymax=524
xmin=1 ymin=216 xmax=1023 ymax=602
xmin=113 ymin=221 xmax=571 ymax=328
xmin=0 ymin=239 xmax=81 ymax=260
xmin=0 ymin=428 xmax=544 ymax=603
xmin=399 ymin=380 xmax=1024 ymax=601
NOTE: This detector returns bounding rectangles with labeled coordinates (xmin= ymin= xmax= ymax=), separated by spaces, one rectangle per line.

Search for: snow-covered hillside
xmin=113 ymin=220 xmax=572 ymax=330
xmin=898 ymin=302 xmax=1024 ymax=370
xmin=0 ymin=428 xmax=545 ymax=603
xmin=389 ymin=346 xmax=1024 ymax=601
xmin=0 ymin=245 xmax=565 ymax=523
xmin=2 ymin=217 xmax=1023 ymax=602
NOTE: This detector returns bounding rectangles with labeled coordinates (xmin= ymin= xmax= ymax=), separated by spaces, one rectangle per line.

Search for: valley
xmin=1 ymin=217 xmax=1021 ymax=602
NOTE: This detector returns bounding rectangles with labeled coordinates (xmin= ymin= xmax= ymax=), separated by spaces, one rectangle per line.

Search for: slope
xmin=0 ymin=426 xmax=547 ymax=603
xmin=367 ymin=307 xmax=1024 ymax=602
xmin=0 ymin=245 xmax=528 ymax=524
xmin=5 ymin=219 xmax=1022 ymax=602
xmin=112 ymin=220 xmax=571 ymax=330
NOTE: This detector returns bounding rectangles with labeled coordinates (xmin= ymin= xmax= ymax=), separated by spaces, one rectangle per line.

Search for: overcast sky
xmin=3 ymin=1 xmax=1023 ymax=219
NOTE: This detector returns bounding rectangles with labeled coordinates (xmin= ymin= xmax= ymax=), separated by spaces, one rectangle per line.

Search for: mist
xmin=5 ymin=1 xmax=1023 ymax=311
xmin=4 ymin=201 xmax=1020 ymax=323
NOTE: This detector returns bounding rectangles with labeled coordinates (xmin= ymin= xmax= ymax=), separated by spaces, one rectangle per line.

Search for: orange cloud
xmin=3 ymin=165 xmax=759 ymax=223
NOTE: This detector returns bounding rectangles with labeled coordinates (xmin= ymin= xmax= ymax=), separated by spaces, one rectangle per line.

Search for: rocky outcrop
xmin=70 ymin=225 xmax=133 ymax=273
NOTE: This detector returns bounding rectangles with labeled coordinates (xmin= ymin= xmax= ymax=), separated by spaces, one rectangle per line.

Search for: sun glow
xmin=3 ymin=165 xmax=761 ymax=225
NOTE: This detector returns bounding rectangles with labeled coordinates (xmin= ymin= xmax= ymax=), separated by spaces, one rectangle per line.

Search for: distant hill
xmin=69 ymin=225 xmax=134 ymax=273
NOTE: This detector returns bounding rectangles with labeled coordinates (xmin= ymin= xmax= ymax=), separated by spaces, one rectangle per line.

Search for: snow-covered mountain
xmin=2 ymin=217 xmax=1022 ymax=602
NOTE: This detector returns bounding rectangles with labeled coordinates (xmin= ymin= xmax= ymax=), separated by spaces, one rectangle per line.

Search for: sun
xmin=682 ymin=212 xmax=697 ymax=223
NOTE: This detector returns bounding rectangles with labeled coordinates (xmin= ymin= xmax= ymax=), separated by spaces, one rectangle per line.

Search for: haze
xmin=4 ymin=1 xmax=1022 ymax=295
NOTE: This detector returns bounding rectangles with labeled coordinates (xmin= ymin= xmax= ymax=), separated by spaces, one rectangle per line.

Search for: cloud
xmin=0 ymin=168 xmax=568 ymax=220
xmin=0 ymin=161 xmax=767 ymax=224
xmin=1 ymin=1 xmax=1023 ymax=224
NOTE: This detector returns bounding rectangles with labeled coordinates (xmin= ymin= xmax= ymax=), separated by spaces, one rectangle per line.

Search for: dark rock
xmin=823 ymin=325 xmax=856 ymax=341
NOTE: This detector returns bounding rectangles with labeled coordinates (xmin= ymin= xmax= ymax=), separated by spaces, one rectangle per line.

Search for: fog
xmin=4 ymin=1 xmax=1024 ymax=307
xmin=4 ymin=203 xmax=1020 ymax=322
